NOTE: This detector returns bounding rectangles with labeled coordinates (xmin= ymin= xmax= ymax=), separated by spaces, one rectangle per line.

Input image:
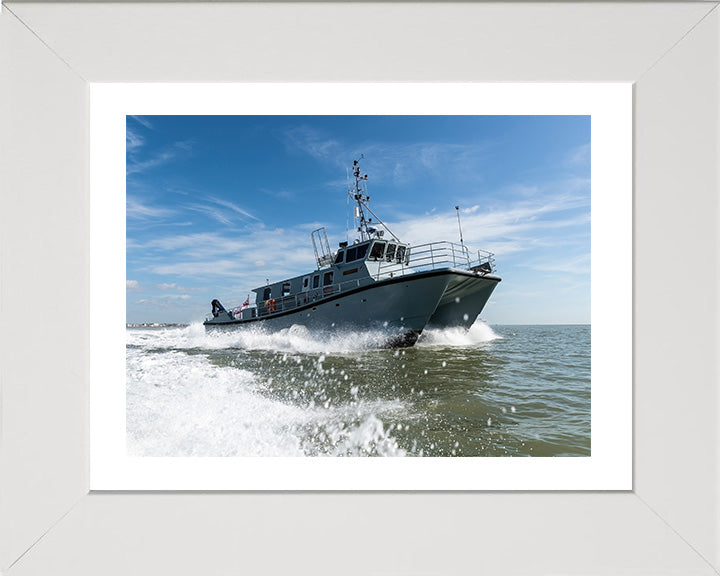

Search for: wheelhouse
xmin=334 ymin=239 xmax=409 ymax=266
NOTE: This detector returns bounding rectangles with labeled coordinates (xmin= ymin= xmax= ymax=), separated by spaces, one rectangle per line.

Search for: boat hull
xmin=426 ymin=270 xmax=501 ymax=329
xmin=204 ymin=271 xmax=453 ymax=347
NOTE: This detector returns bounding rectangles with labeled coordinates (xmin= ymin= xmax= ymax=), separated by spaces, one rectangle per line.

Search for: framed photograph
xmin=2 ymin=2 xmax=718 ymax=574
xmin=90 ymin=83 xmax=631 ymax=491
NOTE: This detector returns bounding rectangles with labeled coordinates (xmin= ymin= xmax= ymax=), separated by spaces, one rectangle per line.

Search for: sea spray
xmin=417 ymin=319 xmax=501 ymax=347
xmin=126 ymin=323 xmax=591 ymax=457
xmin=127 ymin=329 xmax=410 ymax=457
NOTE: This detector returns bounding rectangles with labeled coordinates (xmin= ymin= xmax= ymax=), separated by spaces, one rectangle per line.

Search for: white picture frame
xmin=1 ymin=2 xmax=718 ymax=574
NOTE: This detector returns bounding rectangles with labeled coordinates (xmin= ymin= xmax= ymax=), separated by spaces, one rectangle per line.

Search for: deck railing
xmin=375 ymin=241 xmax=495 ymax=279
xmin=251 ymin=276 xmax=376 ymax=317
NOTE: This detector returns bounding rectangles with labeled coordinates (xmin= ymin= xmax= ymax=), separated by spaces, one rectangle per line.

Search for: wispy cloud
xmin=259 ymin=187 xmax=298 ymax=201
xmin=281 ymin=125 xmax=491 ymax=189
xmin=566 ymin=143 xmax=590 ymax=167
xmin=125 ymin=112 xmax=195 ymax=176
xmin=157 ymin=282 xmax=187 ymax=291
xmin=208 ymin=197 xmax=260 ymax=221
xmin=135 ymin=294 xmax=193 ymax=308
xmin=185 ymin=203 xmax=235 ymax=226
xmin=133 ymin=225 xmax=318 ymax=292
xmin=521 ymin=253 xmax=590 ymax=275
xmin=391 ymin=191 xmax=588 ymax=251
xmin=184 ymin=197 xmax=260 ymax=227
xmin=126 ymin=127 xmax=144 ymax=152
xmin=129 ymin=115 xmax=154 ymax=130
xmin=283 ymin=126 xmax=342 ymax=164
xmin=164 ymin=294 xmax=191 ymax=300
xmin=127 ymin=142 xmax=193 ymax=176
xmin=127 ymin=196 xmax=176 ymax=220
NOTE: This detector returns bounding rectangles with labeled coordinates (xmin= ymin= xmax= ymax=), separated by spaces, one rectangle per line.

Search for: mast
xmin=348 ymin=156 xmax=401 ymax=243
xmin=351 ymin=156 xmax=371 ymax=241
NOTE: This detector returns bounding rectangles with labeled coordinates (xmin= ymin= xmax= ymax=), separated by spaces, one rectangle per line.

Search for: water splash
xmin=417 ymin=319 xmax=501 ymax=348
xmin=128 ymin=323 xmax=400 ymax=355
xmin=126 ymin=329 xmax=408 ymax=457
xmin=129 ymin=319 xmax=500 ymax=354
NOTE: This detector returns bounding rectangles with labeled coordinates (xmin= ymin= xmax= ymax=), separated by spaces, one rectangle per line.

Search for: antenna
xmin=455 ymin=206 xmax=464 ymax=246
xmin=346 ymin=167 xmax=350 ymax=243
xmin=351 ymin=155 xmax=370 ymax=241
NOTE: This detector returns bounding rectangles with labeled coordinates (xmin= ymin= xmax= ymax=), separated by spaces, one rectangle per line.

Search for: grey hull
xmin=426 ymin=270 xmax=501 ymax=329
xmin=205 ymin=272 xmax=453 ymax=347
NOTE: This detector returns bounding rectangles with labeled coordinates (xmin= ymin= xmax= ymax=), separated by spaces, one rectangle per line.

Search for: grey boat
xmin=204 ymin=159 xmax=501 ymax=347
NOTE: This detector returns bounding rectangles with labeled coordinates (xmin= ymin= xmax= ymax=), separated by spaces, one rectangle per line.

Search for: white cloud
xmin=127 ymin=150 xmax=178 ymax=176
xmin=521 ymin=253 xmax=591 ymax=275
xmin=282 ymin=127 xmax=491 ymax=188
xmin=157 ymin=282 xmax=187 ymax=291
xmin=126 ymin=280 xmax=140 ymax=290
xmin=127 ymin=196 xmax=176 ymax=220
xmin=185 ymin=197 xmax=260 ymax=226
xmin=135 ymin=295 xmax=192 ymax=308
xmin=568 ymin=143 xmax=590 ymax=166
xmin=185 ymin=203 xmax=234 ymax=226
xmin=134 ymin=223 xmax=321 ymax=299
xmin=126 ymin=128 xmax=144 ymax=152
xmin=129 ymin=115 xmax=154 ymax=130
xmin=209 ymin=197 xmax=259 ymax=221
xmin=126 ymin=140 xmax=194 ymax=176
xmin=283 ymin=126 xmax=342 ymax=164
xmin=381 ymin=182 xmax=590 ymax=260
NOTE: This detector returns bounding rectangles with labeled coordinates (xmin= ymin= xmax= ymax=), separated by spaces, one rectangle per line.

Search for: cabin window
xmin=323 ymin=271 xmax=334 ymax=286
xmin=312 ymin=275 xmax=319 ymax=289
xmin=303 ymin=277 xmax=309 ymax=289
xmin=370 ymin=241 xmax=386 ymax=260
xmin=346 ymin=246 xmax=358 ymax=263
xmin=386 ymin=243 xmax=397 ymax=262
xmin=396 ymin=246 xmax=406 ymax=263
xmin=356 ymin=243 xmax=369 ymax=260
xmin=282 ymin=282 xmax=291 ymax=296
xmin=334 ymin=251 xmax=344 ymax=264
xmin=263 ymin=287 xmax=271 ymax=300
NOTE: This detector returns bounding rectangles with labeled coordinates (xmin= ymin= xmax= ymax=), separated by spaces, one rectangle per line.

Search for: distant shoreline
xmin=126 ymin=322 xmax=590 ymax=328
xmin=126 ymin=323 xmax=189 ymax=328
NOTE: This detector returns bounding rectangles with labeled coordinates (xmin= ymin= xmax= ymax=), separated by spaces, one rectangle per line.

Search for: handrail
xmin=254 ymin=276 xmax=375 ymax=316
xmin=373 ymin=241 xmax=495 ymax=280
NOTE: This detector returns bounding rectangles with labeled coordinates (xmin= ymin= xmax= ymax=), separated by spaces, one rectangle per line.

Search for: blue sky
xmin=126 ymin=115 xmax=590 ymax=325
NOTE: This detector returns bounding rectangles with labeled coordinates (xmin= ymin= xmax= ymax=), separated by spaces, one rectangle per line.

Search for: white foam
xmin=128 ymin=323 xmax=395 ymax=355
xmin=125 ymin=320 xmax=499 ymax=457
xmin=417 ymin=319 xmax=501 ymax=348
xmin=128 ymin=319 xmax=501 ymax=354
xmin=126 ymin=338 xmax=407 ymax=457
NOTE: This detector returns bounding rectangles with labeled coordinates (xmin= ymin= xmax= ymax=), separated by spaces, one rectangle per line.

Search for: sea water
xmin=126 ymin=322 xmax=590 ymax=457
